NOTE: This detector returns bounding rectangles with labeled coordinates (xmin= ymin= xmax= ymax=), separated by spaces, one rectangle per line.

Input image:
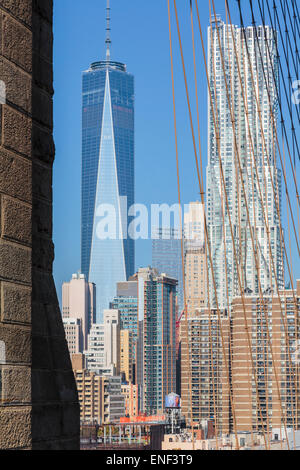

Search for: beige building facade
xmin=63 ymin=318 xmax=82 ymax=355
xmin=181 ymin=309 xmax=230 ymax=433
xmin=231 ymin=281 xmax=300 ymax=434
xmin=120 ymin=329 xmax=134 ymax=383
xmin=121 ymin=383 xmax=139 ymax=418
xmin=62 ymin=273 xmax=96 ymax=351
xmin=184 ymin=202 xmax=206 ymax=317
xmin=72 ymin=354 xmax=125 ymax=425
xmin=181 ymin=281 xmax=300 ymax=437
xmin=103 ymin=309 xmax=120 ymax=375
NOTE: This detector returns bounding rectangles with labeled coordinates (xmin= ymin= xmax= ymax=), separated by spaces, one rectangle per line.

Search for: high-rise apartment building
xmin=207 ymin=18 xmax=283 ymax=310
xmin=85 ymin=309 xmax=120 ymax=375
xmin=184 ymin=202 xmax=206 ymax=316
xmin=110 ymin=280 xmax=139 ymax=383
xmin=184 ymin=281 xmax=300 ymax=436
xmin=180 ymin=202 xmax=207 ymax=422
xmin=62 ymin=273 xmax=96 ymax=351
xmin=136 ymin=267 xmax=177 ymax=415
xmin=152 ymin=228 xmax=184 ymax=313
xmin=72 ymin=354 xmax=125 ymax=425
xmin=84 ymin=323 xmax=106 ymax=372
xmin=230 ymin=281 xmax=300 ymax=434
xmin=181 ymin=309 xmax=230 ymax=432
xmin=81 ymin=5 xmax=135 ymax=322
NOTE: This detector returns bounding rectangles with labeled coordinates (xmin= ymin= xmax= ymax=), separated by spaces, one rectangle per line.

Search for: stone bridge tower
xmin=0 ymin=0 xmax=79 ymax=449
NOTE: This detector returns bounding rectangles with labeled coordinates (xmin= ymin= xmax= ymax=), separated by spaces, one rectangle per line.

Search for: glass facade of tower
xmin=152 ymin=228 xmax=184 ymax=314
xmin=207 ymin=20 xmax=283 ymax=310
xmin=110 ymin=296 xmax=138 ymax=343
xmin=82 ymin=61 xmax=135 ymax=322
xmin=138 ymin=268 xmax=177 ymax=415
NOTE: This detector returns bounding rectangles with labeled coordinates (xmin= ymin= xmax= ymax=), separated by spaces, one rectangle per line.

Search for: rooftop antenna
xmin=105 ymin=0 xmax=111 ymax=61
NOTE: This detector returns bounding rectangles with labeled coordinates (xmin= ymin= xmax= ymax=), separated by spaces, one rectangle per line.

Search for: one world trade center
xmin=81 ymin=1 xmax=135 ymax=322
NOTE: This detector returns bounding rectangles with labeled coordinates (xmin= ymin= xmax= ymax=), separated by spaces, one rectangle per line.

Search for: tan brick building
xmin=181 ymin=281 xmax=300 ymax=436
xmin=181 ymin=309 xmax=230 ymax=433
xmin=121 ymin=383 xmax=139 ymax=418
xmin=184 ymin=202 xmax=206 ymax=317
xmin=72 ymin=354 xmax=125 ymax=425
xmin=120 ymin=329 xmax=134 ymax=383
xmin=231 ymin=281 xmax=300 ymax=433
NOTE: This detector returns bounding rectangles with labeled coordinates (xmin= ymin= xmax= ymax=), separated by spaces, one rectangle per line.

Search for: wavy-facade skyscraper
xmin=207 ymin=17 xmax=283 ymax=310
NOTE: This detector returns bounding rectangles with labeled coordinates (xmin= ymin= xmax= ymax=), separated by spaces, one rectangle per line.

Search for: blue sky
xmin=53 ymin=0 xmax=299 ymax=302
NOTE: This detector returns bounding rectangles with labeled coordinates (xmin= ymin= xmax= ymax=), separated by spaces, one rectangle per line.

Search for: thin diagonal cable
xmin=279 ymin=0 xmax=298 ymax=174
xmin=257 ymin=0 xmax=300 ymax=163
xmin=252 ymin=0 xmax=300 ymax=244
xmin=224 ymin=7 xmax=262 ymax=438
xmin=256 ymin=0 xmax=300 ymax=170
xmin=223 ymin=0 xmax=297 ymax=440
xmin=174 ymin=0 xmax=232 ymax=443
xmin=227 ymin=3 xmax=298 ymax=446
xmin=223 ymin=4 xmax=243 ymax=440
xmin=273 ymin=0 xmax=299 ymax=86
xmin=270 ymin=0 xmax=300 ymax=77
xmin=291 ymin=0 xmax=300 ymax=37
xmin=234 ymin=0 xmax=300 ymax=433
xmin=238 ymin=0 xmax=300 ymax=306
xmin=247 ymin=0 xmax=300 ymax=256
xmin=208 ymin=0 xmax=270 ymax=443
xmin=283 ymin=0 xmax=299 ymax=45
xmin=196 ymin=0 xmax=269 ymax=447
xmin=246 ymin=5 xmax=300 ymax=433
xmin=273 ymin=0 xmax=300 ymax=173
xmin=173 ymin=0 xmax=241 ymax=446
xmin=189 ymin=0 xmax=221 ymax=443
xmin=253 ymin=0 xmax=300 ymax=250
xmin=280 ymin=0 xmax=300 ymax=68
xmin=166 ymin=0 xmax=195 ymax=448
xmin=281 ymin=0 xmax=299 ymax=179
xmin=206 ymin=3 xmax=240 ymax=446
xmin=211 ymin=0 xmax=289 ymax=445
xmin=235 ymin=2 xmax=297 ymax=298
xmin=269 ymin=0 xmax=300 ymax=126
xmin=190 ymin=0 xmax=204 ymax=195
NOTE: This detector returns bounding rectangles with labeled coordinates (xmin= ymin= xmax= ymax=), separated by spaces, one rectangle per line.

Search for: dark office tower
xmin=152 ymin=228 xmax=184 ymax=314
xmin=110 ymin=280 xmax=138 ymax=343
xmin=137 ymin=267 xmax=177 ymax=415
xmin=81 ymin=2 xmax=135 ymax=321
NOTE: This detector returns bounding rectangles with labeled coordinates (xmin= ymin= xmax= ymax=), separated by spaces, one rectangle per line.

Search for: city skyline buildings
xmin=81 ymin=2 xmax=135 ymax=322
xmin=56 ymin=2 xmax=299 ymax=438
xmin=0 ymin=0 xmax=298 ymax=449
xmin=53 ymin=1 xmax=300 ymax=308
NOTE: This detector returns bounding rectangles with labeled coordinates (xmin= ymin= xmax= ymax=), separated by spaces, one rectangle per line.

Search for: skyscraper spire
xmin=105 ymin=0 xmax=111 ymax=61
